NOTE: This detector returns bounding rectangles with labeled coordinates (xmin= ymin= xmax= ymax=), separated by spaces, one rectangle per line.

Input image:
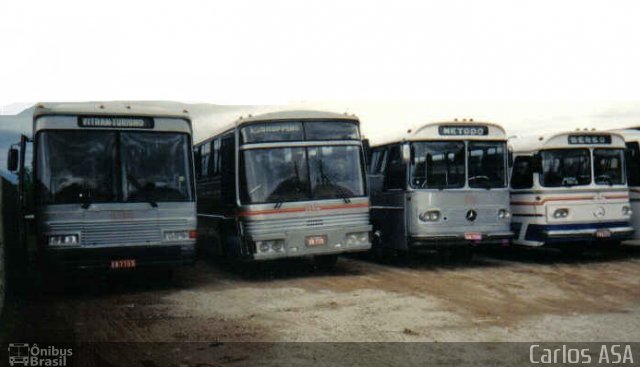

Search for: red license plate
xmin=464 ymin=232 xmax=482 ymax=241
xmin=111 ymin=259 xmax=136 ymax=269
xmin=596 ymin=229 xmax=611 ymax=238
xmin=306 ymin=235 xmax=327 ymax=247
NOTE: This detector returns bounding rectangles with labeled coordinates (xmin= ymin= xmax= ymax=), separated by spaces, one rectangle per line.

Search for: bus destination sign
xmin=241 ymin=122 xmax=304 ymax=143
xmin=568 ymin=134 xmax=611 ymax=145
xmin=438 ymin=125 xmax=488 ymax=136
xmin=79 ymin=116 xmax=154 ymax=129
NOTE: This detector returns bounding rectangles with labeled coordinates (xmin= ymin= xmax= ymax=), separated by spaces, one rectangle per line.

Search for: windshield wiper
xmin=318 ymin=162 xmax=351 ymax=204
xmin=126 ymin=174 xmax=158 ymax=208
xmin=596 ymin=175 xmax=614 ymax=186
xmin=469 ymin=175 xmax=492 ymax=190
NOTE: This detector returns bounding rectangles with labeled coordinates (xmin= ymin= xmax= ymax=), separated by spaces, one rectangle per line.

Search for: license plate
xmin=596 ymin=229 xmax=611 ymax=238
xmin=306 ymin=235 xmax=327 ymax=247
xmin=111 ymin=259 xmax=136 ymax=269
xmin=464 ymin=232 xmax=482 ymax=241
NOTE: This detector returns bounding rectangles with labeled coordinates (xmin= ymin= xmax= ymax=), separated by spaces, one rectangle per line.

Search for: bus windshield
xmin=240 ymin=145 xmax=365 ymax=204
xmin=593 ymin=148 xmax=625 ymax=185
xmin=37 ymin=130 xmax=193 ymax=204
xmin=409 ymin=141 xmax=466 ymax=189
xmin=468 ymin=141 xmax=507 ymax=188
xmin=540 ymin=149 xmax=591 ymax=187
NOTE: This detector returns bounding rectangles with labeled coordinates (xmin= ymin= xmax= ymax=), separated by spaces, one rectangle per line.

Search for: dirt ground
xmin=1 ymin=246 xmax=640 ymax=365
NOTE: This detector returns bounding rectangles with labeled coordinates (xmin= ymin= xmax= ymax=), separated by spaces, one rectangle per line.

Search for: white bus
xmin=509 ymin=130 xmax=633 ymax=250
xmin=194 ymin=110 xmax=371 ymax=267
xmin=610 ymin=127 xmax=640 ymax=245
xmin=368 ymin=120 xmax=513 ymax=260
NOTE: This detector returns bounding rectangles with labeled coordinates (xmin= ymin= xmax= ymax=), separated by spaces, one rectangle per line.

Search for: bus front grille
xmin=48 ymin=219 xmax=188 ymax=247
xmin=243 ymin=213 xmax=369 ymax=236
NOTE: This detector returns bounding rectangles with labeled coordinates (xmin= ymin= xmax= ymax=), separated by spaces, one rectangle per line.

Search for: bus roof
xmin=510 ymin=130 xmax=626 ymax=153
xmin=203 ymin=109 xmax=360 ymax=139
xmin=610 ymin=126 xmax=640 ymax=142
xmin=33 ymin=101 xmax=191 ymax=120
xmin=373 ymin=120 xmax=507 ymax=146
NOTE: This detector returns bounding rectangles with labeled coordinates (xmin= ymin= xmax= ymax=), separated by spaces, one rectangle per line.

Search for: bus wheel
xmin=560 ymin=247 xmax=584 ymax=258
xmin=370 ymin=232 xmax=387 ymax=262
xmin=314 ymin=255 xmax=338 ymax=270
xmin=451 ymin=247 xmax=474 ymax=263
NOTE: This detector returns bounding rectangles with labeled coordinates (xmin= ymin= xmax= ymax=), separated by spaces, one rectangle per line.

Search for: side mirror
xmin=531 ymin=153 xmax=542 ymax=173
xmin=401 ymin=143 xmax=411 ymax=164
xmin=7 ymin=148 xmax=19 ymax=172
xmin=508 ymin=149 xmax=514 ymax=167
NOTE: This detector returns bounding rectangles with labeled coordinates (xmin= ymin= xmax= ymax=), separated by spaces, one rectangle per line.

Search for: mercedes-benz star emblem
xmin=466 ymin=209 xmax=477 ymax=222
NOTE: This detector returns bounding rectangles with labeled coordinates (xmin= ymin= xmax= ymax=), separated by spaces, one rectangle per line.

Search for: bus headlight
xmin=419 ymin=210 xmax=441 ymax=222
xmin=622 ymin=206 xmax=632 ymax=216
xmin=48 ymin=234 xmax=79 ymax=246
xmin=553 ymin=208 xmax=570 ymax=218
xmin=346 ymin=232 xmax=369 ymax=245
xmin=256 ymin=239 xmax=285 ymax=253
xmin=164 ymin=230 xmax=193 ymax=241
xmin=498 ymin=209 xmax=511 ymax=219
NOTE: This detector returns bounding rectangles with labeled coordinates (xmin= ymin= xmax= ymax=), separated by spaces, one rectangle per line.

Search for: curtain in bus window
xmin=468 ymin=141 xmax=507 ymax=189
xmin=540 ymin=149 xmax=591 ymax=187
xmin=308 ymin=146 xmax=365 ymax=200
xmin=120 ymin=132 xmax=193 ymax=203
xmin=37 ymin=131 xmax=118 ymax=204
xmin=410 ymin=142 xmax=465 ymax=189
xmin=594 ymin=148 xmax=625 ymax=185
xmin=240 ymin=147 xmax=310 ymax=204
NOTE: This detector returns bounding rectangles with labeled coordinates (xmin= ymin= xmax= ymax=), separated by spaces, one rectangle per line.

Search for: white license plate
xmin=596 ymin=229 xmax=611 ymax=238
xmin=306 ymin=235 xmax=327 ymax=246
xmin=111 ymin=259 xmax=136 ymax=269
xmin=464 ymin=232 xmax=482 ymax=241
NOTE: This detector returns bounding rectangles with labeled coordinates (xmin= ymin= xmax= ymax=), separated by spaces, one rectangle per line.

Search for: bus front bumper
xmin=543 ymin=226 xmax=634 ymax=241
xmin=524 ymin=222 xmax=634 ymax=244
xmin=248 ymin=225 xmax=372 ymax=261
xmin=42 ymin=243 xmax=196 ymax=272
xmin=408 ymin=232 xmax=514 ymax=249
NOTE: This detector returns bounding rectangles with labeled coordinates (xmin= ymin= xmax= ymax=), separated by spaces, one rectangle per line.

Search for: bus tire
xmin=451 ymin=247 xmax=474 ymax=262
xmin=560 ymin=246 xmax=584 ymax=258
xmin=314 ymin=254 xmax=338 ymax=270
xmin=370 ymin=232 xmax=387 ymax=262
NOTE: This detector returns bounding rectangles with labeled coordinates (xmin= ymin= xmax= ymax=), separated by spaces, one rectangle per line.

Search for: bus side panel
xmin=628 ymin=189 xmax=640 ymax=243
xmin=371 ymin=189 xmax=408 ymax=251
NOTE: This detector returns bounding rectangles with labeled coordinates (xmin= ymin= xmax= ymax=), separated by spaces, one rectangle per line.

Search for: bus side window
xmin=220 ymin=134 xmax=236 ymax=205
xmin=201 ymin=142 xmax=211 ymax=178
xmin=194 ymin=146 xmax=202 ymax=179
xmin=383 ymin=145 xmax=405 ymax=190
xmin=213 ymin=139 xmax=221 ymax=176
xmin=376 ymin=148 xmax=388 ymax=174
xmin=369 ymin=150 xmax=379 ymax=174
xmin=510 ymin=156 xmax=533 ymax=189
xmin=626 ymin=142 xmax=640 ymax=186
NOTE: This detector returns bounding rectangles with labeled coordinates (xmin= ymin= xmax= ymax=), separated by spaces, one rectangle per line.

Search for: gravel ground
xmin=2 ymin=246 xmax=640 ymax=365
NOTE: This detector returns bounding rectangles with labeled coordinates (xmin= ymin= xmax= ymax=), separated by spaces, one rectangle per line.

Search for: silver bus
xmin=368 ymin=120 xmax=513 ymax=260
xmin=194 ymin=110 xmax=371 ymax=267
xmin=7 ymin=102 xmax=197 ymax=272
xmin=509 ymin=130 xmax=633 ymax=250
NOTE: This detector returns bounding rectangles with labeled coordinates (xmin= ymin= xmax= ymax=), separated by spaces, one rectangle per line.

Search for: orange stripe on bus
xmin=510 ymin=194 xmax=627 ymax=206
xmin=238 ymin=202 xmax=370 ymax=217
xmin=603 ymin=194 xmax=629 ymax=200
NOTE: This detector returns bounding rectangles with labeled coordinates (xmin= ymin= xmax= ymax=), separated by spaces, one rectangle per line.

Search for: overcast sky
xmin=1 ymin=0 xmax=640 ymax=141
